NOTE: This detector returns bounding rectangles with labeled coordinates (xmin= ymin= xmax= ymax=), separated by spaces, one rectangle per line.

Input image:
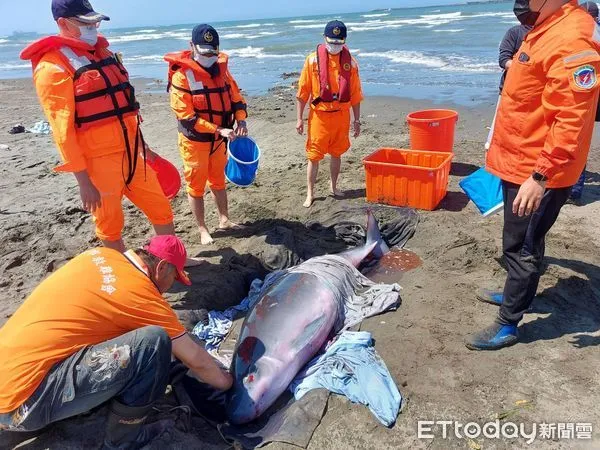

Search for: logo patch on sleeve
xmin=573 ymin=65 xmax=597 ymax=89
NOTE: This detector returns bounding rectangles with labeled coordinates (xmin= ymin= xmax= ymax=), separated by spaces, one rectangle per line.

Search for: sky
xmin=0 ymin=0 xmax=465 ymax=36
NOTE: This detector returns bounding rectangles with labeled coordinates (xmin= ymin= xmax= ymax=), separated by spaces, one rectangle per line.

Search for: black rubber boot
xmin=102 ymin=400 xmax=172 ymax=449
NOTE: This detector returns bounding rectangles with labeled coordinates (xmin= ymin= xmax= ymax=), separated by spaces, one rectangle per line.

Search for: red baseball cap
xmin=145 ymin=235 xmax=191 ymax=286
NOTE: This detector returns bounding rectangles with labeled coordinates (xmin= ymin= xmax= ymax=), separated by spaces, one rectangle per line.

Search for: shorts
xmin=178 ymin=134 xmax=227 ymax=197
xmin=306 ymin=109 xmax=351 ymax=162
xmin=87 ymin=152 xmax=174 ymax=242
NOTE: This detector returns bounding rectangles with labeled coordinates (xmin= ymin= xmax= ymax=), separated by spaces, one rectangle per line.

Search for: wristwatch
xmin=532 ymin=171 xmax=548 ymax=182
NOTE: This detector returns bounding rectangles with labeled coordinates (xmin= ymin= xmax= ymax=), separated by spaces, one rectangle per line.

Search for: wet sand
xmin=1 ymin=77 xmax=599 ymax=449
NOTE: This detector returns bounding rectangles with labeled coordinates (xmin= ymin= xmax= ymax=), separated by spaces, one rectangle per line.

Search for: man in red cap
xmin=0 ymin=236 xmax=231 ymax=448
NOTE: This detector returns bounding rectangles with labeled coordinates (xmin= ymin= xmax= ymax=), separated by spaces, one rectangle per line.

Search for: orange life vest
xmin=165 ymin=51 xmax=238 ymax=148
xmin=313 ymin=44 xmax=352 ymax=106
xmin=21 ymin=36 xmax=142 ymax=184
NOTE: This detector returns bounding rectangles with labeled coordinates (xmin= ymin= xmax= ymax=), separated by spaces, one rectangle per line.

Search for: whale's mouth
xmin=226 ymin=388 xmax=255 ymax=424
xmin=226 ymin=365 xmax=265 ymax=424
xmin=226 ymin=387 xmax=269 ymax=425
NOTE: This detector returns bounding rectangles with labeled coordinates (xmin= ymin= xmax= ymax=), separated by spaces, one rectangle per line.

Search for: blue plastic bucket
xmin=225 ymin=137 xmax=261 ymax=187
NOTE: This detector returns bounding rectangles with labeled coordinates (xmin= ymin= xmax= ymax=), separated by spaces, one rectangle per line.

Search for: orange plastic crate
xmin=363 ymin=148 xmax=453 ymax=210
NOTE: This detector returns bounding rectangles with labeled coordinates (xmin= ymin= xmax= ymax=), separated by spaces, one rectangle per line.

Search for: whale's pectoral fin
xmin=291 ymin=315 xmax=328 ymax=352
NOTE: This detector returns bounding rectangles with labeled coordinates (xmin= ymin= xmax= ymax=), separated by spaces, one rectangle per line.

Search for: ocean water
xmin=0 ymin=2 xmax=518 ymax=105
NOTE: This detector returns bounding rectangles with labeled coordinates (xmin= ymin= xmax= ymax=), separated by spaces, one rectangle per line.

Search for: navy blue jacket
xmin=498 ymin=24 xmax=531 ymax=93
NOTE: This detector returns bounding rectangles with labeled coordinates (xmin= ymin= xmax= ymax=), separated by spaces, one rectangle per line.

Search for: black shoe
xmin=8 ymin=124 xmax=25 ymax=135
xmin=103 ymin=401 xmax=174 ymax=450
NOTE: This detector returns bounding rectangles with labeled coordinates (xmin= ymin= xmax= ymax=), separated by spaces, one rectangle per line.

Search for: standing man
xmin=0 ymin=235 xmax=232 ymax=447
xmin=569 ymin=1 xmax=600 ymax=204
xmin=467 ymin=0 xmax=600 ymax=351
xmin=20 ymin=0 xmax=180 ymax=253
xmin=498 ymin=24 xmax=532 ymax=93
xmin=165 ymin=25 xmax=247 ymax=245
xmin=296 ymin=20 xmax=363 ymax=208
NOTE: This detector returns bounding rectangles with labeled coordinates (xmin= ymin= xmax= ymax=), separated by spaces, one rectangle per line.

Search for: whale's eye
xmin=243 ymin=364 xmax=258 ymax=385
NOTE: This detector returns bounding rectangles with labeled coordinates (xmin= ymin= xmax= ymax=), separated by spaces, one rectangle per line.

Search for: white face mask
xmin=194 ymin=54 xmax=218 ymax=68
xmin=69 ymin=20 xmax=98 ymax=46
xmin=326 ymin=43 xmax=344 ymax=55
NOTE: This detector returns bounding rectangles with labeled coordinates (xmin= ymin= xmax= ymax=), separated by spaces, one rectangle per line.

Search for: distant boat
xmin=466 ymin=0 xmax=511 ymax=4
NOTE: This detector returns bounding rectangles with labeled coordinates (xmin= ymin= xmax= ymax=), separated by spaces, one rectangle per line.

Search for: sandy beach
xmin=1 ymin=76 xmax=599 ymax=449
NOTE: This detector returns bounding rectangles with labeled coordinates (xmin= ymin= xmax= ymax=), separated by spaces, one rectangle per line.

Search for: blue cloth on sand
xmin=289 ymin=331 xmax=401 ymax=427
xmin=26 ymin=121 xmax=51 ymax=135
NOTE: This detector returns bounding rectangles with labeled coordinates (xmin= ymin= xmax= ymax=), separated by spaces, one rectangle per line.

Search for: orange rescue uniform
xmin=20 ymin=36 xmax=173 ymax=241
xmin=487 ymin=0 xmax=600 ymax=188
xmin=0 ymin=247 xmax=185 ymax=414
xmin=166 ymin=51 xmax=248 ymax=197
xmin=297 ymin=49 xmax=363 ymax=162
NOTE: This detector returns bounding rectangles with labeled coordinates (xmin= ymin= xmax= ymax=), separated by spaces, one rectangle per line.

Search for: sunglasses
xmin=68 ymin=18 xmax=100 ymax=28
xmin=195 ymin=49 xmax=219 ymax=57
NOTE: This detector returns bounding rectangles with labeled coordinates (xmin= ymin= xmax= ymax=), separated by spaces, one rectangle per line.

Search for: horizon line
xmin=0 ymin=0 xmax=512 ymax=37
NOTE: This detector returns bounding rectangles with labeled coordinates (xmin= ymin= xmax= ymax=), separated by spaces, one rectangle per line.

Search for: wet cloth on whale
xmin=192 ymin=255 xmax=401 ymax=354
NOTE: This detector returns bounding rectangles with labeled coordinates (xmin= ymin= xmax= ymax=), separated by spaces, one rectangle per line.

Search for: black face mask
xmin=513 ymin=0 xmax=548 ymax=27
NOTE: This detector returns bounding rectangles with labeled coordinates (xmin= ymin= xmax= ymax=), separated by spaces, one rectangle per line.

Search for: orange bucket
xmin=406 ymin=109 xmax=459 ymax=153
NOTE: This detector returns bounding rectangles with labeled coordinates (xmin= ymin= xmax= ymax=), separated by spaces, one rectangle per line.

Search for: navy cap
xmin=583 ymin=1 xmax=599 ymax=19
xmin=192 ymin=24 xmax=219 ymax=53
xmin=324 ymin=20 xmax=347 ymax=43
xmin=52 ymin=0 xmax=110 ymax=23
